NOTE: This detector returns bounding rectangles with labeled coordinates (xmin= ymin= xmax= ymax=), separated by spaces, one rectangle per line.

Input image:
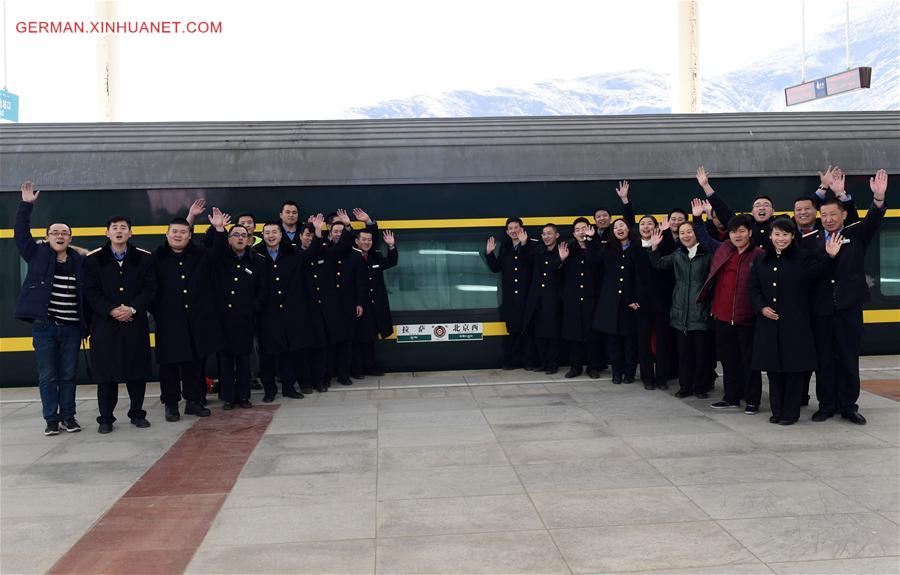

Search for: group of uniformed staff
xmin=15 ymin=184 xmax=397 ymax=435
xmin=484 ymin=166 xmax=889 ymax=426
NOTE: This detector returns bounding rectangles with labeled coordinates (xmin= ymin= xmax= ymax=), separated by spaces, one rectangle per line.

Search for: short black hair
xmin=819 ymin=197 xmax=847 ymax=212
xmin=300 ymin=223 xmax=316 ymax=234
xmin=770 ymin=218 xmax=797 ymax=235
xmin=668 ymin=208 xmax=688 ymax=219
xmin=325 ymin=212 xmax=340 ymax=225
xmin=262 ymin=221 xmax=283 ymax=230
xmin=639 ymin=214 xmax=658 ymax=226
xmin=726 ymin=214 xmax=754 ymax=232
xmin=753 ymin=195 xmax=775 ymax=207
xmin=594 ymin=207 xmax=611 ymax=218
xmin=572 ymin=217 xmax=591 ymax=228
xmin=543 ymin=223 xmax=558 ymax=232
xmin=505 ymin=217 xmax=524 ymax=227
xmin=793 ymin=196 xmax=816 ymax=207
xmin=237 ymin=213 xmax=256 ymax=223
xmin=228 ymin=224 xmax=250 ymax=235
xmin=281 ymin=201 xmax=299 ymax=212
xmin=106 ymin=215 xmax=131 ymax=229
xmin=357 ymin=229 xmax=374 ymax=239
xmin=168 ymin=217 xmax=192 ymax=231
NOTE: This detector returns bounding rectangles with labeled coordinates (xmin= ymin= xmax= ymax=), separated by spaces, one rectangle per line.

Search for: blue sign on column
xmin=0 ymin=90 xmax=20 ymax=122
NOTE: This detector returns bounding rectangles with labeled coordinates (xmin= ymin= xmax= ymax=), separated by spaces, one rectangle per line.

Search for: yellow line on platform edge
xmin=1 ymin=210 xmax=899 ymax=239
xmin=1 ymin=314 xmax=898 ymax=353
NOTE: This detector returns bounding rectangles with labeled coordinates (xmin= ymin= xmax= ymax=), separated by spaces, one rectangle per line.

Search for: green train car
xmin=1 ymin=112 xmax=898 ymax=386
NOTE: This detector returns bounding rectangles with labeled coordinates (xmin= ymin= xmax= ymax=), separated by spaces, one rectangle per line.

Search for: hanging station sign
xmin=784 ymin=66 xmax=872 ymax=106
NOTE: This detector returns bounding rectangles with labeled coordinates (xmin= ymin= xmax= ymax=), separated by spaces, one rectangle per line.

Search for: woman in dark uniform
xmin=749 ymin=218 xmax=843 ymax=425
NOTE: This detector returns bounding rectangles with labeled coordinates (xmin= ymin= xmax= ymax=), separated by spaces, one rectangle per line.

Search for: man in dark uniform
xmin=561 ymin=217 xmax=602 ymax=379
xmin=351 ymin=228 xmax=399 ymax=378
xmin=803 ymin=170 xmax=888 ymax=425
xmin=295 ymin=218 xmax=330 ymax=392
xmin=210 ymin=223 xmax=266 ymax=410
xmin=523 ymin=224 xmax=564 ymax=374
xmin=83 ymin=216 xmax=157 ymax=433
xmin=237 ymin=212 xmax=264 ymax=391
xmin=280 ymin=201 xmax=301 ymax=247
xmin=484 ymin=218 xmax=537 ymax=370
xmin=151 ymin=208 xmax=228 ymax=421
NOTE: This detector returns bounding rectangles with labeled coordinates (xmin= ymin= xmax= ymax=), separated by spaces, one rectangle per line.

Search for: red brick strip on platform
xmin=48 ymin=405 xmax=278 ymax=575
xmin=861 ymin=379 xmax=900 ymax=402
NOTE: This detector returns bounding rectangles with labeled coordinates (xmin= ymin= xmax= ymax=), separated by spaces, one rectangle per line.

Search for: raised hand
xmin=695 ymin=166 xmax=710 ymax=189
xmin=616 ymin=180 xmax=630 ymax=204
xmin=831 ymin=167 xmax=846 ymax=197
xmin=584 ymin=225 xmax=596 ymax=238
xmin=309 ymin=213 xmax=325 ymax=235
xmin=628 ymin=302 xmax=640 ymax=310
xmin=870 ymin=169 xmax=888 ymax=200
xmin=702 ymin=199 xmax=714 ymax=217
xmin=383 ymin=230 xmax=396 ymax=248
xmin=356 ymin=305 xmax=364 ymax=318
xmin=516 ymin=227 xmax=528 ymax=244
xmin=486 ymin=236 xmax=496 ymax=254
xmin=825 ymin=233 xmax=844 ymax=258
xmin=658 ymin=215 xmax=671 ymax=232
xmin=21 ymin=180 xmax=39 ymax=203
xmin=188 ymin=199 xmax=206 ymax=218
xmin=208 ymin=207 xmax=227 ymax=231
xmin=336 ymin=208 xmax=352 ymax=226
xmin=761 ymin=306 xmax=779 ymax=321
xmin=818 ymin=165 xmax=835 ymax=189
xmin=650 ymin=227 xmax=664 ymax=250
xmin=558 ymin=241 xmax=569 ymax=261
xmin=690 ymin=198 xmax=705 ymax=218
xmin=353 ymin=208 xmax=372 ymax=223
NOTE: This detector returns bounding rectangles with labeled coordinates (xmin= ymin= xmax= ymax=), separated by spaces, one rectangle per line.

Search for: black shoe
xmin=545 ymin=367 xmax=558 ymax=375
xmin=778 ymin=419 xmax=796 ymax=426
xmin=199 ymin=396 xmax=208 ymax=406
xmin=351 ymin=372 xmax=365 ymax=380
xmin=623 ymin=375 xmax=634 ymax=384
xmin=744 ymin=405 xmax=760 ymax=415
xmin=711 ymin=401 xmax=741 ymax=409
xmin=44 ymin=421 xmax=60 ymax=436
xmin=366 ymin=369 xmax=385 ymax=377
xmin=523 ymin=365 xmax=537 ymax=372
xmin=675 ymin=389 xmax=692 ymax=398
xmin=238 ymin=399 xmax=253 ymax=409
xmin=695 ymin=392 xmax=709 ymax=399
xmin=61 ymin=418 xmax=82 ymax=433
xmin=656 ymin=380 xmax=669 ymax=390
xmin=164 ymin=404 xmax=181 ymax=422
xmin=283 ymin=389 xmax=303 ymax=399
xmin=769 ymin=416 xmax=779 ymax=424
xmin=643 ymin=382 xmax=655 ymax=390
xmin=185 ymin=402 xmax=211 ymax=417
xmin=587 ymin=369 xmax=601 ymax=379
xmin=337 ymin=376 xmax=352 ymax=386
xmin=222 ymin=402 xmax=235 ymax=411
xmin=502 ymin=363 xmax=520 ymax=371
xmin=811 ymin=410 xmax=834 ymax=422
xmin=299 ymin=387 xmax=314 ymax=395
xmin=262 ymin=394 xmax=275 ymax=403
xmin=841 ymin=412 xmax=867 ymax=425
xmin=611 ymin=374 xmax=623 ymax=385
xmin=565 ymin=367 xmax=583 ymax=379
xmin=130 ymin=417 xmax=151 ymax=428
xmin=98 ymin=422 xmax=113 ymax=434
xmin=314 ymin=385 xmax=327 ymax=393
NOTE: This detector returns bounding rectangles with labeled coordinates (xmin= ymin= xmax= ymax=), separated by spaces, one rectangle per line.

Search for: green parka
xmin=649 ymin=243 xmax=713 ymax=332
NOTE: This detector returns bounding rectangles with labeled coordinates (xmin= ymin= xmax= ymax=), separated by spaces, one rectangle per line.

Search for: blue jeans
xmin=32 ymin=321 xmax=80 ymax=423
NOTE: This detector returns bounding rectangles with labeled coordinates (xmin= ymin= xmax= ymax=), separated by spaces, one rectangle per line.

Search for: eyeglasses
xmin=229 ymin=233 xmax=249 ymax=239
xmin=752 ymin=202 xmax=773 ymax=209
xmin=47 ymin=231 xmax=71 ymax=237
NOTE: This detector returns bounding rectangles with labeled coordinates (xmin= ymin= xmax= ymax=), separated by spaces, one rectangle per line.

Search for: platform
xmin=1 ymin=357 xmax=898 ymax=574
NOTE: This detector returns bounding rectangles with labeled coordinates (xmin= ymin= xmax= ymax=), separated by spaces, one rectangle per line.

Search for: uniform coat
xmin=485 ymin=238 xmax=537 ymax=334
xmin=256 ymin=241 xmax=324 ymax=353
xmin=588 ymin=238 xmax=639 ymax=336
xmin=151 ymin=232 xmax=226 ymax=364
xmin=523 ymin=245 xmax=563 ymax=338
xmin=748 ymin=244 xmax=834 ymax=372
xmin=209 ymin=247 xmax=266 ymax=355
xmin=83 ymin=243 xmax=157 ymax=382
xmin=306 ymin=226 xmax=357 ymax=344
xmin=354 ymin=245 xmax=399 ymax=341
xmin=560 ymin=241 xmax=600 ymax=342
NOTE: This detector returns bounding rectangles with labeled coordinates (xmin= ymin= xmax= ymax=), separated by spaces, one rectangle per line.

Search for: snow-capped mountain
xmin=345 ymin=2 xmax=898 ymax=118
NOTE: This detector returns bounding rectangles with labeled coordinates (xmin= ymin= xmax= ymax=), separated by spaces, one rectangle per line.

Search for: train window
xmin=880 ymin=226 xmax=900 ymax=297
xmin=384 ymin=238 xmax=499 ymax=311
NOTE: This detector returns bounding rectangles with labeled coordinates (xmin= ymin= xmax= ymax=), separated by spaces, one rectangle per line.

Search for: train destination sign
xmin=396 ymin=323 xmax=483 ymax=343
xmin=784 ymin=67 xmax=872 ymax=106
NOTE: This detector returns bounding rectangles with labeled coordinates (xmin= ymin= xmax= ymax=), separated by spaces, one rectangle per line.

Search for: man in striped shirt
xmin=14 ymin=181 xmax=86 ymax=436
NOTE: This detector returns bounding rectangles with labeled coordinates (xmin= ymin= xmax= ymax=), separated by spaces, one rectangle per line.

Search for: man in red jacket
xmin=691 ymin=198 xmax=765 ymax=414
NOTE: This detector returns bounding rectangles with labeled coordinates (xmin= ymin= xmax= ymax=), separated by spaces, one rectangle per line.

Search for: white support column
xmin=96 ymin=1 xmax=118 ymax=121
xmin=673 ymin=0 xmax=700 ymax=113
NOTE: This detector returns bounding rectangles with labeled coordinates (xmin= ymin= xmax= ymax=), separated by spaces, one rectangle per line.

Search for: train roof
xmin=1 ymin=111 xmax=898 ymax=191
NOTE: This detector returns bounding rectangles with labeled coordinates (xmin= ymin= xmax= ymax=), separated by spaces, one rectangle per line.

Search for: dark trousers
xmin=330 ymin=339 xmax=352 ymax=380
xmin=768 ymin=371 xmax=805 ymax=423
xmin=32 ymin=321 xmax=80 ymax=423
xmin=715 ymin=321 xmax=762 ymax=406
xmin=800 ymin=371 xmax=812 ymax=405
xmin=568 ymin=330 xmax=602 ymax=371
xmin=636 ymin=309 xmax=673 ymax=383
xmin=259 ymin=351 xmax=296 ymax=396
xmin=606 ymin=334 xmax=637 ymax=379
xmin=504 ymin=332 xmax=537 ymax=368
xmin=352 ymin=341 xmax=376 ymax=375
xmin=97 ymin=380 xmax=146 ymax=424
xmin=297 ymin=347 xmax=326 ymax=390
xmin=159 ymin=361 xmax=203 ymax=406
xmin=675 ymin=330 xmax=711 ymax=394
xmin=534 ymin=336 xmax=559 ymax=371
xmin=595 ymin=331 xmax=609 ymax=369
xmin=217 ymin=352 xmax=251 ymax=403
xmin=814 ymin=309 xmax=863 ymax=415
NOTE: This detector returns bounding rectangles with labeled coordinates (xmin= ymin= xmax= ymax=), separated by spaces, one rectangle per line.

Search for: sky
xmin=0 ymin=0 xmax=890 ymax=122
